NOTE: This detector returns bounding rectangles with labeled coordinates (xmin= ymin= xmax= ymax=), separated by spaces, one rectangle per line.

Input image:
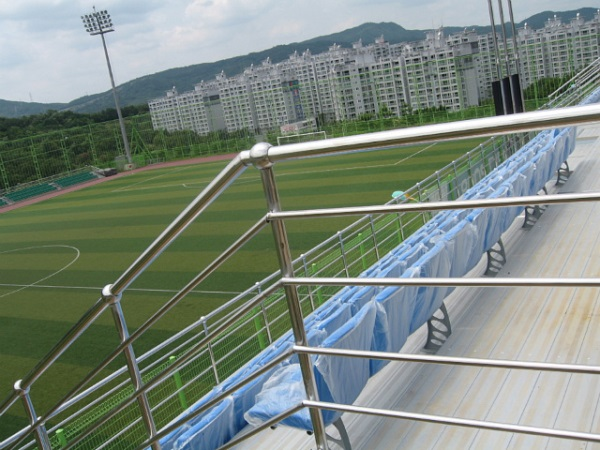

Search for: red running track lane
xmin=0 ymin=154 xmax=237 ymax=214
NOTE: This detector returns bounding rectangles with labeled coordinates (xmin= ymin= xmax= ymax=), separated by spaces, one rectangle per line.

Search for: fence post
xmin=310 ymin=263 xmax=324 ymax=306
xmin=169 ymin=356 xmax=189 ymax=411
xmin=56 ymin=429 xmax=68 ymax=448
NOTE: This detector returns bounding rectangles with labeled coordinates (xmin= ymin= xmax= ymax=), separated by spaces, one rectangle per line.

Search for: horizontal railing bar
xmin=284 ymin=277 xmax=600 ymax=288
xmin=293 ymin=346 xmax=600 ymax=375
xmin=268 ymin=191 xmax=600 ymax=220
xmin=241 ymin=103 xmax=600 ymax=165
xmin=302 ymin=400 xmax=600 ymax=443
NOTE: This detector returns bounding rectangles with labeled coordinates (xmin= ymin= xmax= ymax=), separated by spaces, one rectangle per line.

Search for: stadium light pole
xmin=81 ymin=7 xmax=133 ymax=166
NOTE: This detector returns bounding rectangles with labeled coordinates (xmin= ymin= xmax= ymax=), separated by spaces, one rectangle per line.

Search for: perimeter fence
xmin=0 ymin=105 xmax=500 ymax=194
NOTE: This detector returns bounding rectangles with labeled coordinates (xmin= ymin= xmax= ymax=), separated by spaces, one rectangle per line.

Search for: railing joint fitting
xmin=101 ymin=284 xmax=122 ymax=305
xmin=249 ymin=142 xmax=274 ymax=170
xmin=13 ymin=379 xmax=30 ymax=396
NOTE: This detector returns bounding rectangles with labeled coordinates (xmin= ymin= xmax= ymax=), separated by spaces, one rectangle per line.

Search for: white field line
xmin=110 ymin=165 xmax=192 ymax=193
xmin=229 ymin=142 xmax=440 ymax=188
xmin=111 ymin=160 xmax=230 ymax=193
xmin=0 ymin=142 xmax=438 ymax=298
xmin=0 ymin=245 xmax=81 ymax=299
xmin=112 ymin=143 xmax=440 ymax=192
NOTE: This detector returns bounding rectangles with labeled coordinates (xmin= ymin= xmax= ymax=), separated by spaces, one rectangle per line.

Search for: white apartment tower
xmin=148 ymin=11 xmax=600 ymax=136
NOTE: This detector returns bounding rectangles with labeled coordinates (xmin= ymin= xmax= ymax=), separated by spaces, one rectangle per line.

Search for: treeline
xmin=0 ymin=112 xmax=257 ymax=191
xmin=0 ymin=104 xmax=149 ymax=141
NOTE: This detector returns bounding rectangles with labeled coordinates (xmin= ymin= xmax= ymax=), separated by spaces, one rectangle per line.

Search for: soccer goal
xmin=277 ymin=130 xmax=328 ymax=146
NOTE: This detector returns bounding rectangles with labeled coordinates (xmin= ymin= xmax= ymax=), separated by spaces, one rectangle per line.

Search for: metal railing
xmin=2 ymin=79 xmax=600 ymax=449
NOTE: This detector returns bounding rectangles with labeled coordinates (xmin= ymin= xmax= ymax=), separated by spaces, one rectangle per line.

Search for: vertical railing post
xmin=338 ymin=231 xmax=350 ymax=277
xmin=250 ymin=143 xmax=328 ymax=450
xmin=201 ymin=316 xmax=220 ymax=385
xmin=358 ymin=232 xmax=368 ymax=270
xmin=310 ymin=263 xmax=324 ymax=306
xmin=397 ymin=212 xmax=406 ymax=242
xmin=416 ymin=181 xmax=428 ymax=224
xmin=479 ymin=144 xmax=487 ymax=175
xmin=369 ymin=215 xmax=380 ymax=261
xmin=302 ymin=255 xmax=317 ymax=311
xmin=394 ymin=213 xmax=403 ymax=245
xmin=252 ymin=283 xmax=269 ymax=350
xmin=102 ymin=285 xmax=160 ymax=450
xmin=13 ymin=380 xmax=51 ymax=450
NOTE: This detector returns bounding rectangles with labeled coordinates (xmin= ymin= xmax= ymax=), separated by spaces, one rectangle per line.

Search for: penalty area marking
xmin=0 ymin=245 xmax=81 ymax=299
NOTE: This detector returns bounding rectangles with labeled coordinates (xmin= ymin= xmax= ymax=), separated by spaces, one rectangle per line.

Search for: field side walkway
xmin=233 ymin=123 xmax=600 ymax=450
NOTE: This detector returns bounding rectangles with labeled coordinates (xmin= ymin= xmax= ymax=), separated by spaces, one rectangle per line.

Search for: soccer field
xmin=0 ymin=138 xmax=483 ymax=438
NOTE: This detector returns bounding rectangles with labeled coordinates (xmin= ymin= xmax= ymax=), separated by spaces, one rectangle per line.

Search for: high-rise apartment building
xmin=148 ymin=11 xmax=600 ymax=135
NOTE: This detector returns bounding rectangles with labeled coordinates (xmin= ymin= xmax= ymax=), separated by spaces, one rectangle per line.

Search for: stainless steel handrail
xmin=3 ymin=96 xmax=600 ymax=449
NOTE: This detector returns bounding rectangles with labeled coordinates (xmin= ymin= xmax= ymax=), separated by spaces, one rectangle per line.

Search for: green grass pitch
xmin=0 ymin=138 xmax=483 ymax=438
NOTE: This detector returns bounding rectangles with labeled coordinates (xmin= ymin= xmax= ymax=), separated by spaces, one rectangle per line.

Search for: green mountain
xmin=0 ymin=7 xmax=596 ymax=118
xmin=0 ymin=99 xmax=67 ymax=118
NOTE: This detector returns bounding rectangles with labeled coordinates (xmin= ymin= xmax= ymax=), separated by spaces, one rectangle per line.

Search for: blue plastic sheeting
xmin=245 ymin=302 xmax=379 ymax=430
xmin=155 ymin=394 xmax=234 ymax=450
xmin=171 ymin=397 xmax=235 ymax=450
xmin=160 ymin=92 xmax=600 ymax=447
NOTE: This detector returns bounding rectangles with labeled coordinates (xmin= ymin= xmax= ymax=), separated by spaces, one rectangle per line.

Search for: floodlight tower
xmin=81 ymin=7 xmax=133 ymax=166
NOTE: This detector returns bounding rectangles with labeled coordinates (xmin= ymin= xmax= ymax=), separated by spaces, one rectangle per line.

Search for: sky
xmin=0 ymin=0 xmax=595 ymax=104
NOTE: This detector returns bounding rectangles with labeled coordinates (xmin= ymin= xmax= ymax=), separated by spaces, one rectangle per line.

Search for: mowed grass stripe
xmin=0 ymin=316 xmax=176 ymax=366
xmin=8 ymin=189 xmax=203 ymax=218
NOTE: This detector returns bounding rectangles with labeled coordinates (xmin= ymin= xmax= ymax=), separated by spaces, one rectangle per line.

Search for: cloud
xmin=0 ymin=0 xmax=594 ymax=104
xmin=186 ymin=0 xmax=279 ymax=27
